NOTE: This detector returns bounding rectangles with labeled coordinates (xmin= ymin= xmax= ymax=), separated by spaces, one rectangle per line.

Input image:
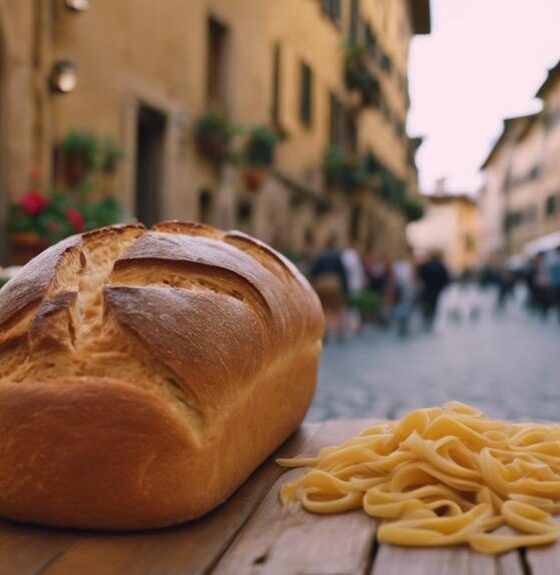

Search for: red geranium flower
xmin=66 ymin=209 xmax=85 ymax=233
xmin=21 ymin=191 xmax=49 ymax=216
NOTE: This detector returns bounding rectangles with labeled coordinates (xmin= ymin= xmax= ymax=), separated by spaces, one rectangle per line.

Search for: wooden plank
xmin=211 ymin=419 xmax=377 ymax=575
xmin=36 ymin=423 xmax=329 ymax=575
xmin=525 ymin=517 xmax=560 ymax=575
xmin=370 ymin=528 xmax=524 ymax=575
xmin=0 ymin=521 xmax=80 ymax=575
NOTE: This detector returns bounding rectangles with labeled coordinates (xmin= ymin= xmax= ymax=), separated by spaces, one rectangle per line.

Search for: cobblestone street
xmin=307 ymin=286 xmax=560 ymax=423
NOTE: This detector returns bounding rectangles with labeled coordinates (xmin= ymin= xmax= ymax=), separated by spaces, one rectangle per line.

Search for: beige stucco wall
xmin=0 ymin=0 xmax=423 ymax=262
xmin=479 ymin=146 xmax=507 ymax=262
xmin=408 ymin=197 xmax=478 ymax=274
xmin=481 ymin=73 xmax=560 ymax=259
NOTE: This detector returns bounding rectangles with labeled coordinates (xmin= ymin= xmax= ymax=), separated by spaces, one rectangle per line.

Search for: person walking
xmin=548 ymin=245 xmax=560 ymax=322
xmin=309 ymin=236 xmax=348 ymax=342
xmin=392 ymin=254 xmax=417 ymax=337
xmin=533 ymin=252 xmax=551 ymax=318
xmin=418 ymin=250 xmax=450 ymax=330
xmin=341 ymin=245 xmax=367 ymax=333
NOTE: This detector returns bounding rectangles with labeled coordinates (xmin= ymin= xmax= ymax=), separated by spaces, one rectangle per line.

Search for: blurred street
xmin=307 ymin=285 xmax=560 ymax=423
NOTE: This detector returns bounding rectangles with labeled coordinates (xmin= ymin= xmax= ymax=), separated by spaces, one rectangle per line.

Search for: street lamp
xmin=49 ymin=60 xmax=78 ymax=94
xmin=65 ymin=0 xmax=90 ymax=12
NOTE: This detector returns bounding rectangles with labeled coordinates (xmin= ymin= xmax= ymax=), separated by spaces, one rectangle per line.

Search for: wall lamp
xmin=65 ymin=0 xmax=90 ymax=12
xmin=49 ymin=60 xmax=78 ymax=94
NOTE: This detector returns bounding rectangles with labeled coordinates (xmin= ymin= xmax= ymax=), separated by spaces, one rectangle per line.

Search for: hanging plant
xmin=195 ymin=110 xmax=239 ymax=164
xmin=245 ymin=125 xmax=278 ymax=167
xmin=61 ymin=131 xmax=101 ymax=187
xmin=344 ymin=41 xmax=380 ymax=108
xmin=402 ymin=196 xmax=425 ymax=222
xmin=241 ymin=125 xmax=278 ymax=191
xmin=323 ymin=146 xmax=368 ymax=192
xmin=101 ymin=139 xmax=125 ymax=174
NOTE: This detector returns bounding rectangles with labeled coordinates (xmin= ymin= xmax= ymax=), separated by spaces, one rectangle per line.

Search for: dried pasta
xmin=278 ymin=402 xmax=560 ymax=554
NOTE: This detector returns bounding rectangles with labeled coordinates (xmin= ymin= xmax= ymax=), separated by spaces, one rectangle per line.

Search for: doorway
xmin=135 ymin=104 xmax=166 ymax=227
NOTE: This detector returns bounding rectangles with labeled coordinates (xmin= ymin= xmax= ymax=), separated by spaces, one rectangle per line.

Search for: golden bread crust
xmin=0 ymin=221 xmax=324 ymax=529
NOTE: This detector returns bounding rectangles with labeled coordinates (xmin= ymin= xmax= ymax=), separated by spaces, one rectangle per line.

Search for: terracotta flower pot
xmin=65 ymin=154 xmax=89 ymax=188
xmin=242 ymin=168 xmax=267 ymax=191
xmin=196 ymin=134 xmax=228 ymax=163
xmin=9 ymin=232 xmax=49 ymax=265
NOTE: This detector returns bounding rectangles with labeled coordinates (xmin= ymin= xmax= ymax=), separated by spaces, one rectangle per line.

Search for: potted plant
xmin=344 ymin=41 xmax=380 ymax=108
xmin=323 ymin=146 xmax=368 ymax=193
xmin=402 ymin=196 xmax=425 ymax=222
xmin=5 ymin=171 xmax=126 ymax=265
xmin=101 ymin=139 xmax=125 ymax=174
xmin=61 ymin=131 xmax=101 ymax=187
xmin=195 ymin=110 xmax=237 ymax=164
xmin=7 ymin=191 xmax=74 ymax=264
xmin=242 ymin=125 xmax=278 ymax=191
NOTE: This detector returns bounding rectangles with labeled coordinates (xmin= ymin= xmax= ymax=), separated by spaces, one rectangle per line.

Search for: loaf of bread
xmin=0 ymin=221 xmax=324 ymax=530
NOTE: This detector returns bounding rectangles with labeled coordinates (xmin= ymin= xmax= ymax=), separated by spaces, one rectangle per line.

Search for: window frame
xmin=299 ymin=60 xmax=314 ymax=129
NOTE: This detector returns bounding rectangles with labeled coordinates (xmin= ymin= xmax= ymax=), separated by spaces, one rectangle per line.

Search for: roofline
xmin=424 ymin=193 xmax=477 ymax=206
xmin=409 ymin=0 xmax=431 ymax=35
xmin=536 ymin=60 xmax=560 ymax=99
xmin=480 ymin=113 xmax=539 ymax=170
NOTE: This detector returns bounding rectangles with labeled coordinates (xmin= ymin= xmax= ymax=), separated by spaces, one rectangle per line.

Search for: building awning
xmin=523 ymin=231 xmax=560 ymax=258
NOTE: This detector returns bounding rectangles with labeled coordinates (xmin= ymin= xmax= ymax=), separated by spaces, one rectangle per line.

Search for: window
xmin=350 ymin=205 xmax=361 ymax=242
xmin=321 ymin=0 xmax=341 ymax=25
xmin=270 ymin=42 xmax=281 ymax=125
xmin=365 ymin=24 xmax=376 ymax=55
xmin=346 ymin=115 xmax=358 ymax=152
xmin=528 ymin=165 xmax=541 ymax=181
xmin=299 ymin=61 xmax=313 ymax=128
xmin=236 ymin=198 xmax=253 ymax=229
xmin=380 ymin=53 xmax=392 ymax=73
xmin=545 ymin=194 xmax=558 ymax=217
xmin=329 ymin=93 xmax=344 ymax=146
xmin=349 ymin=0 xmax=359 ymax=41
xmin=207 ymin=17 xmax=229 ymax=109
xmin=544 ymin=107 xmax=560 ymax=130
xmin=506 ymin=206 xmax=538 ymax=231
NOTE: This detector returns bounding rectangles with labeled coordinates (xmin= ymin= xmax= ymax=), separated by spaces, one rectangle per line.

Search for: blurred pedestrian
xmin=364 ymin=255 xmax=390 ymax=326
xmin=496 ymin=262 xmax=515 ymax=312
xmin=341 ymin=245 xmax=367 ymax=333
xmin=309 ymin=236 xmax=348 ymax=342
xmin=418 ymin=250 xmax=450 ymax=330
xmin=392 ymin=253 xmax=417 ymax=337
xmin=548 ymin=245 xmax=560 ymax=322
xmin=533 ymin=252 xmax=550 ymax=318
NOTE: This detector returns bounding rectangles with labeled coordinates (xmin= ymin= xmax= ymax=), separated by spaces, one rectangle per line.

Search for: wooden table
xmin=0 ymin=419 xmax=557 ymax=574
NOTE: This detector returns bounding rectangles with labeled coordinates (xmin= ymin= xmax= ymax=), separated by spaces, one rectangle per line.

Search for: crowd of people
xmin=302 ymin=241 xmax=560 ymax=342
xmin=305 ymin=239 xmax=451 ymax=341
xmin=483 ymin=246 xmax=560 ymax=319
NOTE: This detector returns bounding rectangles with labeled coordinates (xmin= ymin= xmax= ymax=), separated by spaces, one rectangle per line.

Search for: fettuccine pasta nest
xmin=278 ymin=402 xmax=560 ymax=554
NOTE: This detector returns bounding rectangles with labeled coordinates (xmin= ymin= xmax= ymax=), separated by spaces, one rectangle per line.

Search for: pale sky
xmin=408 ymin=0 xmax=560 ymax=194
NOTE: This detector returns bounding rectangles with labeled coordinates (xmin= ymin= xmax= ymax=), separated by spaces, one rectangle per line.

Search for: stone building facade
xmin=407 ymin=194 xmax=478 ymax=275
xmin=0 ymin=0 xmax=429 ymax=262
xmin=480 ymin=61 xmax=560 ymax=260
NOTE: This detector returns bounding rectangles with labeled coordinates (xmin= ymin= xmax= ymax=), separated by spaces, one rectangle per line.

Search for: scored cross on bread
xmin=0 ymin=221 xmax=324 ymax=530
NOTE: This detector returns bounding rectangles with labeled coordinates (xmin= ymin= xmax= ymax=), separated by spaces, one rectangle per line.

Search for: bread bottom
xmin=0 ymin=341 xmax=321 ymax=530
